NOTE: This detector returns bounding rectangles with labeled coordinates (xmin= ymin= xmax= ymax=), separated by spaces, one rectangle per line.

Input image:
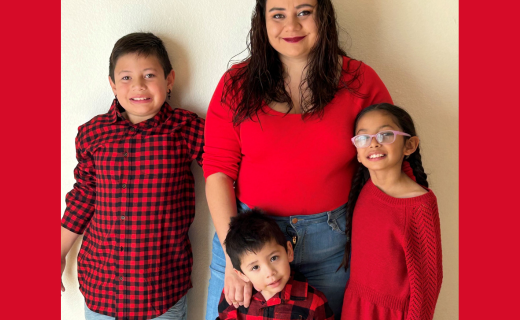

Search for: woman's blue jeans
xmin=205 ymin=200 xmax=350 ymax=320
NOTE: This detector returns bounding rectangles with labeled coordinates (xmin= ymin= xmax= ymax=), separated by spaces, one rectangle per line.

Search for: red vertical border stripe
xmin=0 ymin=1 xmax=61 ymax=319
xmin=460 ymin=1 xmax=520 ymax=319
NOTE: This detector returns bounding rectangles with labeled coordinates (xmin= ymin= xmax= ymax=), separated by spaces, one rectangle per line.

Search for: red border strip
xmin=460 ymin=0 xmax=520 ymax=319
xmin=0 ymin=1 xmax=61 ymax=319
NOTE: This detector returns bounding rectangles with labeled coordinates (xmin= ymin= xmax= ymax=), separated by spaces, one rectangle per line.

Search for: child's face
xmin=354 ymin=111 xmax=417 ymax=172
xmin=109 ymin=53 xmax=174 ymax=124
xmin=235 ymin=240 xmax=294 ymax=301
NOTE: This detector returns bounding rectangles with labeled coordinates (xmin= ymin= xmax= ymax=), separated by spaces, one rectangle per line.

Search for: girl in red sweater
xmin=340 ymin=103 xmax=442 ymax=320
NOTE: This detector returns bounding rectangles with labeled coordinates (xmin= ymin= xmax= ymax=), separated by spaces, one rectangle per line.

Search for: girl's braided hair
xmin=340 ymin=103 xmax=428 ymax=270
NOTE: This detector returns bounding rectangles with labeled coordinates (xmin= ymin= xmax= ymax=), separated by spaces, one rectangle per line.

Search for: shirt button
xmin=122 ymin=184 xmax=127 ymax=188
xmin=123 ymin=152 xmax=128 ymax=157
xmin=292 ymin=218 xmax=298 ymax=224
xmin=119 ymin=276 xmax=124 ymax=281
xmin=121 ymin=216 xmax=125 ymax=220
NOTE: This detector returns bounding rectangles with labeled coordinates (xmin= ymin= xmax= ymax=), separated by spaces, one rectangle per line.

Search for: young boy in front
xmin=60 ymin=32 xmax=204 ymax=320
xmin=217 ymin=210 xmax=334 ymax=320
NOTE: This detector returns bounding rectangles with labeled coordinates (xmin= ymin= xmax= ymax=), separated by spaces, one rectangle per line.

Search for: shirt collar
xmin=252 ymin=270 xmax=308 ymax=307
xmin=108 ymin=98 xmax=172 ymax=129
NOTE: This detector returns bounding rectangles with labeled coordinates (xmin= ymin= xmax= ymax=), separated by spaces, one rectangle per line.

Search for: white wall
xmin=61 ymin=1 xmax=458 ymax=319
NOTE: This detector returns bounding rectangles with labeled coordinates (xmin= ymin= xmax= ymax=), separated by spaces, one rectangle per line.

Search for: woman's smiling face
xmin=265 ymin=0 xmax=318 ymax=61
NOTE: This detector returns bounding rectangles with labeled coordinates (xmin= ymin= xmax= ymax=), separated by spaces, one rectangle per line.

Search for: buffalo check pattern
xmin=217 ymin=271 xmax=335 ymax=320
xmin=62 ymin=100 xmax=204 ymax=320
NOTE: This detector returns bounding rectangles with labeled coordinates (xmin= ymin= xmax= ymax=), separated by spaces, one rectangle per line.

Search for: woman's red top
xmin=203 ymin=57 xmax=392 ymax=216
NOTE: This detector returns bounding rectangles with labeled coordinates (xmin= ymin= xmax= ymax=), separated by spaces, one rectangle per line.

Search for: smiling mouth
xmin=130 ymin=97 xmax=150 ymax=101
xmin=268 ymin=279 xmax=281 ymax=287
xmin=367 ymin=154 xmax=387 ymax=160
xmin=283 ymin=36 xmax=306 ymax=43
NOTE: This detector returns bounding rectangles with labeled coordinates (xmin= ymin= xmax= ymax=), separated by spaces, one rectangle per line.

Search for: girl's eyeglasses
xmin=351 ymin=130 xmax=411 ymax=148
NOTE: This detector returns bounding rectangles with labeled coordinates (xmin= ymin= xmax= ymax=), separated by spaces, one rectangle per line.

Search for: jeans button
xmin=292 ymin=218 xmax=298 ymax=224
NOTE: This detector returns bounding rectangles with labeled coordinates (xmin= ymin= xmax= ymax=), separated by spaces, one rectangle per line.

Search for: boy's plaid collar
xmin=107 ymin=99 xmax=171 ymax=129
xmin=252 ymin=270 xmax=309 ymax=307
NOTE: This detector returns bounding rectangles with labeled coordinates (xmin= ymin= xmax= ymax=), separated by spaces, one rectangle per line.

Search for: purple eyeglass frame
xmin=351 ymin=130 xmax=411 ymax=148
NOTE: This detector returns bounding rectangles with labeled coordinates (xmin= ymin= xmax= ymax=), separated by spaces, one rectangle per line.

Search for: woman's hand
xmin=206 ymin=173 xmax=251 ymax=307
xmin=224 ymin=264 xmax=253 ymax=309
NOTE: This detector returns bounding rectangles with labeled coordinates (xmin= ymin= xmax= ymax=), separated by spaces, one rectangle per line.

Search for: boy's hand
xmin=61 ymin=226 xmax=81 ymax=294
xmin=61 ymin=257 xmax=66 ymax=292
xmin=224 ymin=265 xmax=252 ymax=309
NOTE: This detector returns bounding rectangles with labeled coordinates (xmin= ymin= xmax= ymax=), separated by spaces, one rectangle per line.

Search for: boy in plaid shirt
xmin=61 ymin=32 xmax=204 ymax=320
xmin=217 ymin=210 xmax=334 ymax=320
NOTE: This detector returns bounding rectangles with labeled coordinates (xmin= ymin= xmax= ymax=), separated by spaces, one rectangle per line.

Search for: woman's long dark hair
xmin=340 ymin=103 xmax=429 ymax=270
xmin=223 ymin=0 xmax=363 ymax=125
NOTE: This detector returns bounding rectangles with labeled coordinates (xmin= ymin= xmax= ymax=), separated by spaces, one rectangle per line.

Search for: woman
xmin=203 ymin=0 xmax=392 ymax=319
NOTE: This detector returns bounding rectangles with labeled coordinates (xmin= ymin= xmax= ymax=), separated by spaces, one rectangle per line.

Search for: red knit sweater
xmin=341 ymin=179 xmax=443 ymax=320
xmin=203 ymin=57 xmax=392 ymax=216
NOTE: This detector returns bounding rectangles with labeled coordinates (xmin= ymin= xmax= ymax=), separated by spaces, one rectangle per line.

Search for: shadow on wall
xmin=187 ymin=163 xmax=212 ymax=320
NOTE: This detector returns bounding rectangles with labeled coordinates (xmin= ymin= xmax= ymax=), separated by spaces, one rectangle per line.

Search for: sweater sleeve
xmin=358 ymin=62 xmax=393 ymax=108
xmin=404 ymin=198 xmax=443 ymax=320
xmin=202 ymin=73 xmax=242 ymax=181
xmin=61 ymin=125 xmax=97 ymax=234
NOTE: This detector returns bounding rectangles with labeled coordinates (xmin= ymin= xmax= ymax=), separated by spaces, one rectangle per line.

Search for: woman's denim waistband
xmin=236 ymin=198 xmax=347 ymax=225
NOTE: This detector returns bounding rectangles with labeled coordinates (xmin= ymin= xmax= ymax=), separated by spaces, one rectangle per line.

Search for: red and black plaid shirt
xmin=217 ymin=271 xmax=334 ymax=320
xmin=61 ymin=100 xmax=204 ymax=320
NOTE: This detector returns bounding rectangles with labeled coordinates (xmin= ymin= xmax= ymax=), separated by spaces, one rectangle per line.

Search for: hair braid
xmin=408 ymin=146 xmax=428 ymax=188
xmin=339 ymin=162 xmax=369 ymax=271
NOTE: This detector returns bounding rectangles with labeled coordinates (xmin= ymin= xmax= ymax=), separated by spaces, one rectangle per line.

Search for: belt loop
xmin=326 ymin=211 xmax=333 ymax=226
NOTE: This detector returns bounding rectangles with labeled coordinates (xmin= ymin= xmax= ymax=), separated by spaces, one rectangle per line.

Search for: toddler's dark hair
xmin=225 ymin=209 xmax=287 ymax=273
xmin=341 ymin=103 xmax=428 ymax=270
xmin=109 ymin=32 xmax=172 ymax=82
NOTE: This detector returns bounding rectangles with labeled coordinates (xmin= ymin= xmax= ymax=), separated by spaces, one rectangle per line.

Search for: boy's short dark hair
xmin=109 ymin=32 xmax=173 ymax=81
xmin=224 ymin=209 xmax=287 ymax=273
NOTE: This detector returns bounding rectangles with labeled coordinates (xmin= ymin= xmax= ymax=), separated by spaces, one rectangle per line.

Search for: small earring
xmin=167 ymin=89 xmax=171 ymax=100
